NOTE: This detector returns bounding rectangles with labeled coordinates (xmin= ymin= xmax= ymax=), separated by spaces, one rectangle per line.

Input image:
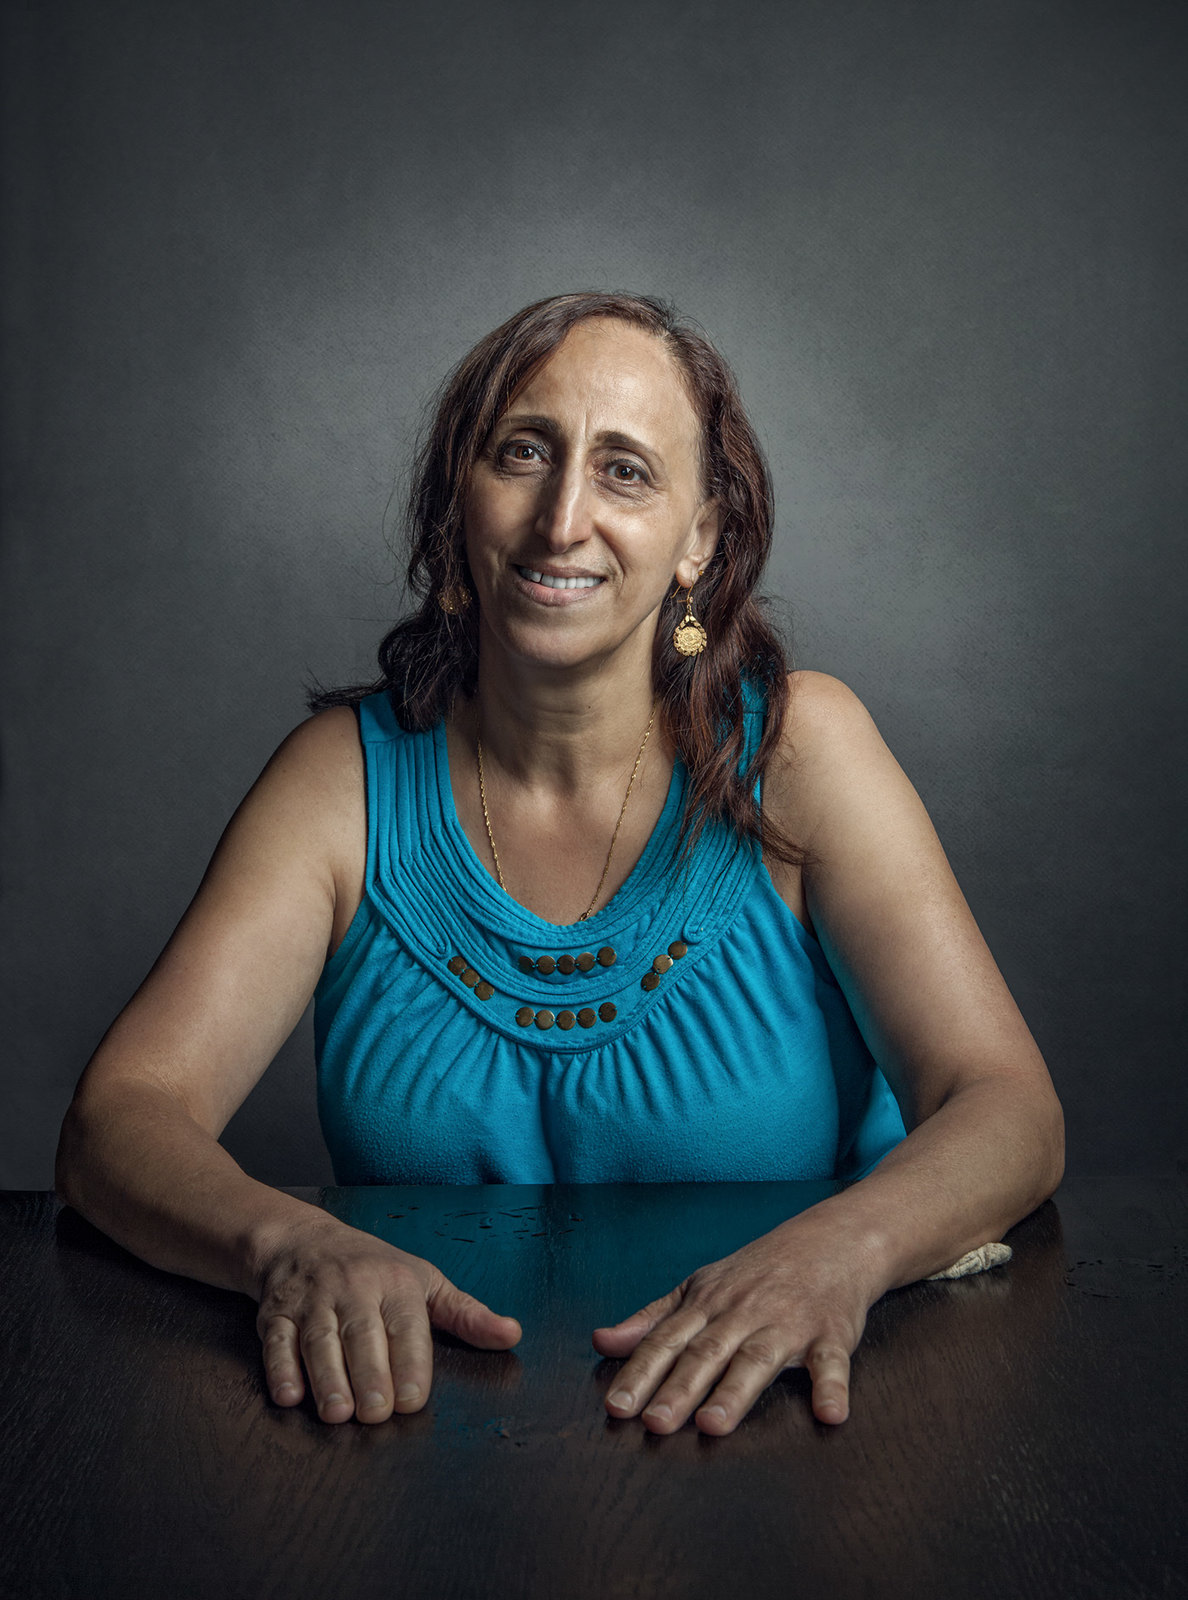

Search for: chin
xmin=485 ymin=623 xmax=612 ymax=677
xmin=507 ymin=638 xmax=610 ymax=675
xmin=478 ymin=599 xmax=658 ymax=679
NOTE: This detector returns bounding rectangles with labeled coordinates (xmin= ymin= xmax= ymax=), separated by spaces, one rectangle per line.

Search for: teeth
xmin=519 ymin=567 xmax=601 ymax=590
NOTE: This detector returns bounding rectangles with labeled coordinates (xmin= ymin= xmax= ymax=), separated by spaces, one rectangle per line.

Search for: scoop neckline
xmin=431 ymin=718 xmax=687 ymax=936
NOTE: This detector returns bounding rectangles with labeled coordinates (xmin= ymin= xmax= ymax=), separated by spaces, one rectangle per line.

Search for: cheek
xmin=465 ymin=481 xmax=520 ymax=549
xmin=462 ymin=497 xmax=498 ymax=564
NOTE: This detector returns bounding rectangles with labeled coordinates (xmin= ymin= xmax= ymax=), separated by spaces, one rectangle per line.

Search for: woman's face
xmin=463 ymin=318 xmax=719 ymax=679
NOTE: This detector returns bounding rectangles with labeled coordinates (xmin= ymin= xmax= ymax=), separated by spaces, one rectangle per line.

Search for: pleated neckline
xmin=427 ymin=717 xmax=688 ymax=942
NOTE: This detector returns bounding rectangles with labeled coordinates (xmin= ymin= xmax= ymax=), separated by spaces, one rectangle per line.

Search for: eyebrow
xmin=497 ymin=413 xmax=663 ymax=465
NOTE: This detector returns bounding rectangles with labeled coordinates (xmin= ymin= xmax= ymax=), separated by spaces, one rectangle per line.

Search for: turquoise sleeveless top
xmin=313 ymin=690 xmax=906 ymax=1185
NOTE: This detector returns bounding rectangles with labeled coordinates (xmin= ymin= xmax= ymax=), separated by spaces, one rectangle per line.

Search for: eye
xmin=496 ymin=439 xmax=548 ymax=468
xmin=605 ymin=459 xmax=649 ymax=486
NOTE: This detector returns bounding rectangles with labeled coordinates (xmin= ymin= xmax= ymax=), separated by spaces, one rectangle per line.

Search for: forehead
xmin=510 ymin=319 xmax=701 ymax=457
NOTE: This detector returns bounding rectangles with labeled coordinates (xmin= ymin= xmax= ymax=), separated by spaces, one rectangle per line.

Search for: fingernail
xmin=362 ymin=1391 xmax=387 ymax=1410
xmin=643 ymin=1403 xmax=672 ymax=1424
xmin=699 ymin=1405 xmax=727 ymax=1424
xmin=395 ymin=1383 xmax=422 ymax=1404
xmin=607 ymin=1389 xmax=634 ymax=1410
xmin=275 ymin=1382 xmax=298 ymax=1399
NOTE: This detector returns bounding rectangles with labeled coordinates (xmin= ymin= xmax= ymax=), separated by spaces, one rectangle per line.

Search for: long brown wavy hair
xmin=310 ymin=291 xmax=803 ymax=866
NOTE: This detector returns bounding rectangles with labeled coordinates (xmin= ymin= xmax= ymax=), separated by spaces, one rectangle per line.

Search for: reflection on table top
xmin=1 ymin=1176 xmax=1184 ymax=1600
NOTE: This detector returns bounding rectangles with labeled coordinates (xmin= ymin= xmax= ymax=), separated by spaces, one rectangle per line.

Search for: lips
xmin=516 ymin=566 xmax=604 ymax=591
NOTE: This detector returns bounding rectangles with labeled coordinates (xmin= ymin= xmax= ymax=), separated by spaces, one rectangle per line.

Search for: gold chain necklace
xmin=476 ymin=700 xmax=659 ymax=922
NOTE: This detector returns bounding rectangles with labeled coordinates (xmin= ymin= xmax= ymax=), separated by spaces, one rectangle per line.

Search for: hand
xmin=255 ymin=1216 xmax=522 ymax=1424
xmin=591 ymin=1219 xmax=880 ymax=1434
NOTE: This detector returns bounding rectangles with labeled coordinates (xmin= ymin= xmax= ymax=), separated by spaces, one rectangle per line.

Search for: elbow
xmin=1029 ymin=1084 xmax=1065 ymax=1210
xmin=54 ymin=1098 xmax=88 ymax=1212
xmin=55 ymin=1084 xmax=114 ymax=1214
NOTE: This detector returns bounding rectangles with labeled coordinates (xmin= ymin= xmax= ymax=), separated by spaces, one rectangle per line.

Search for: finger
xmin=638 ymin=1321 xmax=758 ymax=1434
xmin=805 ymin=1338 xmax=851 ymax=1425
xmin=337 ymin=1304 xmax=402 ymax=1423
xmin=298 ymin=1316 xmax=356 ymax=1423
xmin=380 ymin=1299 xmax=436 ymax=1415
xmin=693 ymin=1328 xmax=791 ymax=1435
xmin=426 ymin=1278 xmax=522 ymax=1350
xmin=603 ymin=1304 xmax=708 ymax=1418
xmin=259 ymin=1313 xmax=305 ymax=1408
xmin=591 ymin=1285 xmax=685 ymax=1359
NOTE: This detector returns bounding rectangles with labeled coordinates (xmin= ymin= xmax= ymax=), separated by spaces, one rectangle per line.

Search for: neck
xmin=461 ymin=631 xmax=663 ymax=794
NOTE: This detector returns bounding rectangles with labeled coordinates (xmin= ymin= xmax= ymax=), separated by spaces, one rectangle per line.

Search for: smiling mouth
xmin=516 ymin=566 xmax=604 ymax=591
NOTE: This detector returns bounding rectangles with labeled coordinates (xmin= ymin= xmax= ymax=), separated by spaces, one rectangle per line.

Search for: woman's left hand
xmin=591 ymin=1215 xmax=884 ymax=1434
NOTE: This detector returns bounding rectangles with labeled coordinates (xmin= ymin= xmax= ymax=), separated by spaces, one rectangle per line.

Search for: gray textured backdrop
xmin=2 ymin=0 xmax=1184 ymax=1187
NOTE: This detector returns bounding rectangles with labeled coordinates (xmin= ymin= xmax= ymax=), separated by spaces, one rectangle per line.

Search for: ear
xmin=674 ymin=499 xmax=721 ymax=589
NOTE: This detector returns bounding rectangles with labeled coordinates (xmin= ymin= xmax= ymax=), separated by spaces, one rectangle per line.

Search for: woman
xmin=56 ymin=292 xmax=1063 ymax=1435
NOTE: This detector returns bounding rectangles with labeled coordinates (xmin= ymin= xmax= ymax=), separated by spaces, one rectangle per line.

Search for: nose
xmin=534 ymin=463 xmax=591 ymax=551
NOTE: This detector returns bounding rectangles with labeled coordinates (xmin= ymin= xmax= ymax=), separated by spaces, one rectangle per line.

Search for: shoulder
xmin=782 ymin=670 xmax=880 ymax=748
xmin=766 ymin=672 xmax=916 ymax=855
xmin=253 ymin=706 xmax=364 ymax=816
xmin=773 ymin=668 xmax=891 ymax=779
xmin=220 ymin=707 xmax=365 ymax=900
xmin=268 ymin=703 xmax=364 ymax=773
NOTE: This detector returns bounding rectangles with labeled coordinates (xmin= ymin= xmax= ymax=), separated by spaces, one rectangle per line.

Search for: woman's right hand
xmin=255 ymin=1215 xmax=522 ymax=1423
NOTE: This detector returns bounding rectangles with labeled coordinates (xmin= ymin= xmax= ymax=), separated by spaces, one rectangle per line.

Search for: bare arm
xmin=57 ymin=712 xmax=353 ymax=1288
xmin=787 ymin=669 xmax=1063 ymax=1285
xmin=56 ymin=709 xmax=519 ymax=1421
xmin=594 ymin=672 xmax=1063 ymax=1431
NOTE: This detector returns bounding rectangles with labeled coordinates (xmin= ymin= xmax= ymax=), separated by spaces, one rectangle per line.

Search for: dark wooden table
xmin=1 ymin=1178 xmax=1185 ymax=1600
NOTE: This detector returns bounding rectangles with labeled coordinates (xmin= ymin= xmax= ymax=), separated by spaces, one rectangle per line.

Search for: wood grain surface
xmin=1 ymin=1178 xmax=1184 ymax=1600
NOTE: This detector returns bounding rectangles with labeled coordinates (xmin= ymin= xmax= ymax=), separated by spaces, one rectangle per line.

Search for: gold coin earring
xmin=672 ymin=574 xmax=708 ymax=657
